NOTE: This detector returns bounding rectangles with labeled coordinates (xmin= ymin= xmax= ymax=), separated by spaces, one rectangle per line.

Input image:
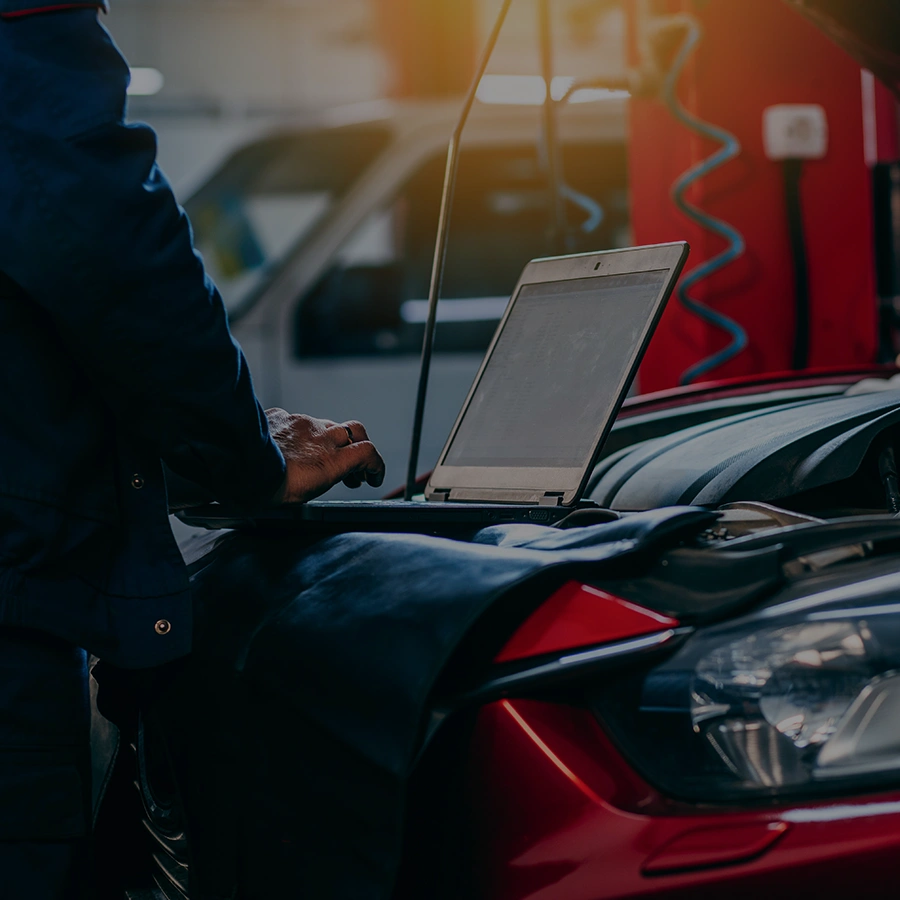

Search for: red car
xmin=94 ymin=365 xmax=900 ymax=900
xmin=447 ymin=365 xmax=900 ymax=900
xmin=93 ymin=2 xmax=900 ymax=898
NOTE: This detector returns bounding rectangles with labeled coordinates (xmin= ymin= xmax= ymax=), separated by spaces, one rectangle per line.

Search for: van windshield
xmin=185 ymin=125 xmax=391 ymax=316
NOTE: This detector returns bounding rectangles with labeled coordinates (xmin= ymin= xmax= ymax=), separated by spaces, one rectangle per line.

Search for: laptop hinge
xmin=540 ymin=493 xmax=565 ymax=507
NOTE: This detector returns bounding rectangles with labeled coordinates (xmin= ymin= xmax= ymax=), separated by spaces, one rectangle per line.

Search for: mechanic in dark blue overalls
xmin=0 ymin=4 xmax=385 ymax=896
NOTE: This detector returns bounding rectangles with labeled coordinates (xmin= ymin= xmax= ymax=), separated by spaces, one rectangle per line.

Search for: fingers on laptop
xmin=321 ymin=421 xmax=382 ymax=489
xmin=267 ymin=410 xmax=384 ymax=495
xmin=339 ymin=437 xmax=385 ymax=489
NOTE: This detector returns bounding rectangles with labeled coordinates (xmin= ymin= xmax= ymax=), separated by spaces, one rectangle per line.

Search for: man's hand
xmin=266 ymin=409 xmax=386 ymax=504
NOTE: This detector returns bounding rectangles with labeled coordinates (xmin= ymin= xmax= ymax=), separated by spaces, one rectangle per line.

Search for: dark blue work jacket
xmin=0 ymin=3 xmax=286 ymax=666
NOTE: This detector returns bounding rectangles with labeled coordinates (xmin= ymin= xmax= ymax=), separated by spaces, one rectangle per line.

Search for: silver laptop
xmin=180 ymin=242 xmax=689 ymax=531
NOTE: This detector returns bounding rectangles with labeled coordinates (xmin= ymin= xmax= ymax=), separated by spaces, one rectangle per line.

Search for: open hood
xmin=783 ymin=0 xmax=900 ymax=97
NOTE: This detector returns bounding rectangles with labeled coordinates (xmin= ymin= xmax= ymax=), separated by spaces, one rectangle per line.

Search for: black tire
xmin=130 ymin=711 xmax=192 ymax=900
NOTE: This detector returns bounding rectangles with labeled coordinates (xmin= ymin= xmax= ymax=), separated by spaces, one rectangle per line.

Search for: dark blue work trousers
xmin=0 ymin=629 xmax=91 ymax=900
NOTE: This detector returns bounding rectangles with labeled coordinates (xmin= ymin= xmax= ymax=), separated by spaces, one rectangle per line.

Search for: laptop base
xmin=177 ymin=498 xmax=603 ymax=535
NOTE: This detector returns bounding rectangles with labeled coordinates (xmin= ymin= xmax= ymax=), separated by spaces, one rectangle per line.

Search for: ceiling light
xmin=127 ymin=68 xmax=165 ymax=97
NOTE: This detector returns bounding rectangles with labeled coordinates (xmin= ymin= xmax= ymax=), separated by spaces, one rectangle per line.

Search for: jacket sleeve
xmin=0 ymin=9 xmax=286 ymax=505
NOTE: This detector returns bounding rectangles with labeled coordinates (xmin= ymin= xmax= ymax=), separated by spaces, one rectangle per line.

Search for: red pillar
xmin=627 ymin=0 xmax=897 ymax=391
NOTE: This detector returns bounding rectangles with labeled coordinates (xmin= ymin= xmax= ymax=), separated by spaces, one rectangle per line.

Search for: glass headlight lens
xmin=691 ymin=622 xmax=875 ymax=788
xmin=593 ymin=611 xmax=900 ymax=801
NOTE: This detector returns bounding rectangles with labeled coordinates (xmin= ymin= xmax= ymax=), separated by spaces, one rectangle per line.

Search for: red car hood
xmin=784 ymin=0 xmax=900 ymax=96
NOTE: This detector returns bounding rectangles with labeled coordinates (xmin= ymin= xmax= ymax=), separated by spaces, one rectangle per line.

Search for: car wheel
xmin=131 ymin=710 xmax=192 ymax=900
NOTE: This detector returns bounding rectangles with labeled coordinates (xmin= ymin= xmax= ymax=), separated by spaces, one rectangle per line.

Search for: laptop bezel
xmin=425 ymin=241 xmax=690 ymax=507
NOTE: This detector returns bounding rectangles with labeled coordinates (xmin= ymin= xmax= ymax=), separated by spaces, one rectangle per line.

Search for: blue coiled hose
xmin=662 ymin=17 xmax=749 ymax=385
xmin=562 ymin=184 xmax=605 ymax=234
xmin=537 ymin=129 xmax=606 ymax=236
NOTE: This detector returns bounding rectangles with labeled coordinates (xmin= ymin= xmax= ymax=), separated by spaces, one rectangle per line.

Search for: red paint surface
xmin=466 ymin=699 xmax=900 ymax=898
xmin=628 ymin=0 xmax=885 ymax=391
xmin=499 ymin=700 xmax=606 ymax=806
xmin=641 ymin=822 xmax=790 ymax=875
xmin=495 ymin=582 xmax=679 ymax=663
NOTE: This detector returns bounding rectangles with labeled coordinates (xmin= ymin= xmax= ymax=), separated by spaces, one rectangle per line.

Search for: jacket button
xmin=131 ymin=474 xmax=145 ymax=490
xmin=154 ymin=619 xmax=171 ymax=635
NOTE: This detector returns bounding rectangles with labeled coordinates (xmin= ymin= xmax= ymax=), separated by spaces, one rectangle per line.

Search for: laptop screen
xmin=443 ymin=269 xmax=669 ymax=469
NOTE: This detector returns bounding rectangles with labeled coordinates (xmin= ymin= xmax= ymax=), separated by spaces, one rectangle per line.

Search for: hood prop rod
xmin=404 ymin=0 xmax=515 ymax=501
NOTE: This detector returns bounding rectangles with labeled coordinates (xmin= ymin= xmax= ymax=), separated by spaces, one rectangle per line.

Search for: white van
xmin=186 ymin=96 xmax=629 ymax=496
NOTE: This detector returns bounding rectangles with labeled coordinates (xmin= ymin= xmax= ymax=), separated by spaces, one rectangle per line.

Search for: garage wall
xmin=105 ymin=0 xmax=625 ymax=193
xmin=108 ymin=0 xmax=388 ymax=111
xmin=106 ymin=0 xmax=389 ymax=192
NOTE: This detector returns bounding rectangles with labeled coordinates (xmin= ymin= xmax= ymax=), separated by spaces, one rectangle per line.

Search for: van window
xmin=186 ymin=126 xmax=391 ymax=316
xmin=294 ymin=142 xmax=630 ymax=358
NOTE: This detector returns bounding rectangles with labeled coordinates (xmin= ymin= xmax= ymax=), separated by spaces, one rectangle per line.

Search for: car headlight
xmin=593 ymin=608 xmax=900 ymax=801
